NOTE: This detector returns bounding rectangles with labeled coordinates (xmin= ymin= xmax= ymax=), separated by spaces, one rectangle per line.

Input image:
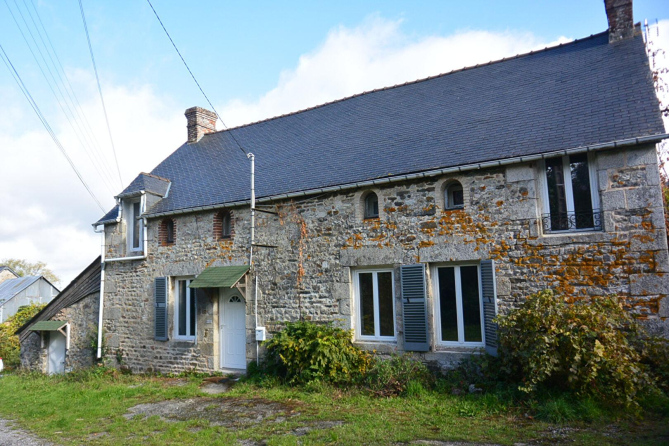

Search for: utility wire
xmin=0 ymin=44 xmax=106 ymax=212
xmin=24 ymin=0 xmax=116 ymax=187
xmin=78 ymin=0 xmax=124 ymax=188
xmin=145 ymin=0 xmax=248 ymax=156
xmin=4 ymin=0 xmax=120 ymax=196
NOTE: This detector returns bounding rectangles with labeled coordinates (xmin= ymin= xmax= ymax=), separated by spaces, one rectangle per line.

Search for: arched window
xmin=364 ymin=192 xmax=379 ymax=219
xmin=160 ymin=218 xmax=175 ymax=246
xmin=215 ymin=210 xmax=232 ymax=240
xmin=445 ymin=182 xmax=464 ymax=209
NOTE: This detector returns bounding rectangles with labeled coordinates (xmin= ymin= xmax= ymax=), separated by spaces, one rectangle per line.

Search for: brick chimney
xmin=185 ymin=106 xmax=217 ymax=143
xmin=604 ymin=0 xmax=634 ymax=42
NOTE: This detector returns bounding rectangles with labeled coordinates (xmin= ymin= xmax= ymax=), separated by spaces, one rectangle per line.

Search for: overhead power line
xmin=0 ymin=44 xmax=106 ymax=212
xmin=78 ymin=0 xmax=124 ymax=188
xmin=145 ymin=0 xmax=247 ymax=156
xmin=4 ymin=0 xmax=121 ymax=196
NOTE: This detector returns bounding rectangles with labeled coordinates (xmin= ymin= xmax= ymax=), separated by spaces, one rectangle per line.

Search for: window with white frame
xmin=433 ymin=264 xmax=484 ymax=346
xmin=175 ymin=279 xmax=196 ymax=340
xmin=540 ymin=153 xmax=601 ymax=232
xmin=127 ymin=199 xmax=143 ymax=252
xmin=354 ymin=269 xmax=395 ymax=341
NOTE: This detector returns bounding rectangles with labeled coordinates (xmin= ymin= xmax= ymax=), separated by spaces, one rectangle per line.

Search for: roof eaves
xmin=144 ymin=133 xmax=668 ymax=220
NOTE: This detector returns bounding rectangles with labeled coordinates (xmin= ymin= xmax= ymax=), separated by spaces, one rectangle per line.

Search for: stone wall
xmin=19 ymin=293 xmax=99 ymax=372
xmin=102 ymin=144 xmax=668 ymax=372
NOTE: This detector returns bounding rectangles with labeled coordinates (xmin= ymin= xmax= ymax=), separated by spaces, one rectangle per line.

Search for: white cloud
xmin=0 ymin=75 xmax=183 ymax=286
xmin=10 ymin=14 xmax=660 ymax=286
xmin=218 ymin=16 xmax=571 ymax=127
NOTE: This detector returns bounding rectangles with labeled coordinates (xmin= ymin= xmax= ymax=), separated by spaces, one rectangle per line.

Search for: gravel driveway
xmin=0 ymin=418 xmax=53 ymax=446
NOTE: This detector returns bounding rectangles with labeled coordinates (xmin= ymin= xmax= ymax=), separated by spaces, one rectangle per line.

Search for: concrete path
xmin=0 ymin=418 xmax=54 ymax=446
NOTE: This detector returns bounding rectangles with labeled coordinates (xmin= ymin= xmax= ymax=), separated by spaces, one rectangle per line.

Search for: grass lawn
xmin=0 ymin=370 xmax=667 ymax=445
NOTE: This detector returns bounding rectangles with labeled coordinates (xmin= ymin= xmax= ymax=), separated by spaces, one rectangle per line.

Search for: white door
xmin=220 ymin=294 xmax=247 ymax=369
xmin=48 ymin=332 xmax=66 ymax=375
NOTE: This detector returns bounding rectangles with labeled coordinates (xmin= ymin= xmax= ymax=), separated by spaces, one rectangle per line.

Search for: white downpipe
xmin=93 ymin=225 xmax=106 ymax=359
xmin=247 ymin=153 xmax=260 ymax=365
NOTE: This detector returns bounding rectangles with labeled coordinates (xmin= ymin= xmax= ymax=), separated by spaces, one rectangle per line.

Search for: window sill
xmin=541 ymin=228 xmax=603 ymax=238
xmin=363 ymin=216 xmax=380 ymax=221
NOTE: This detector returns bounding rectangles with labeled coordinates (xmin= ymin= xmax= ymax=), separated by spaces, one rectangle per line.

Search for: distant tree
xmin=1 ymin=259 xmax=60 ymax=285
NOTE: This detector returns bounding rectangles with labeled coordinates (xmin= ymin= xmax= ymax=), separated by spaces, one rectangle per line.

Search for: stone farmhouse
xmin=20 ymin=0 xmax=669 ymax=374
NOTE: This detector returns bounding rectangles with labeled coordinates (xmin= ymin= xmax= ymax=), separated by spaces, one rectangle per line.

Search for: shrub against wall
xmin=496 ymin=290 xmax=667 ymax=406
xmin=262 ymin=321 xmax=372 ymax=385
xmin=0 ymin=303 xmax=45 ymax=369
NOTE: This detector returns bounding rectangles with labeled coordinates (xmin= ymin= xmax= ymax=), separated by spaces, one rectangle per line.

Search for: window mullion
xmin=562 ymin=156 xmax=576 ymax=214
xmin=372 ymin=272 xmax=380 ymax=338
xmin=454 ymin=266 xmax=465 ymax=343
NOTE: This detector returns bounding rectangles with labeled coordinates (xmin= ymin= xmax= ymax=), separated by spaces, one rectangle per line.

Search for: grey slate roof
xmin=0 ymin=276 xmax=40 ymax=305
xmin=117 ymin=172 xmax=171 ymax=198
xmin=96 ymin=30 xmax=666 ymax=223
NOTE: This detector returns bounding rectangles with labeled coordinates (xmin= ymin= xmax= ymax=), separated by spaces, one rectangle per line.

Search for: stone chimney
xmin=185 ymin=106 xmax=217 ymax=143
xmin=604 ymin=0 xmax=634 ymax=42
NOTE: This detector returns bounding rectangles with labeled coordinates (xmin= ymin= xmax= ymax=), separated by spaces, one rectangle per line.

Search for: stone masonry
xmin=101 ymin=144 xmax=668 ymax=373
xmin=20 ymin=292 xmax=100 ymax=372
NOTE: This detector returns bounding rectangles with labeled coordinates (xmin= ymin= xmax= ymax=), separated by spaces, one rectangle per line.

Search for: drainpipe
xmin=93 ymin=224 xmax=106 ymax=359
xmin=247 ymin=152 xmax=260 ymax=364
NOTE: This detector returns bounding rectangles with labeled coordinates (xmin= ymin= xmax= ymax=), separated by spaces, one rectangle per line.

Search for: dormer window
xmin=130 ymin=200 xmax=143 ymax=251
xmin=445 ymin=182 xmax=464 ymax=209
xmin=364 ymin=192 xmax=379 ymax=219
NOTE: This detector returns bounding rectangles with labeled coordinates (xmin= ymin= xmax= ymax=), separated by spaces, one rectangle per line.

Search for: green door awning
xmin=189 ymin=265 xmax=250 ymax=289
xmin=29 ymin=321 xmax=67 ymax=331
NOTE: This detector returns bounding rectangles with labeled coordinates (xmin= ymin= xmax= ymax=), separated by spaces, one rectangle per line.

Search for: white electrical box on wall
xmin=255 ymin=326 xmax=266 ymax=341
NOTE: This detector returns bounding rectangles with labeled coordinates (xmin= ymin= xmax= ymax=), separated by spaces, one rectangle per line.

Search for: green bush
xmin=496 ymin=290 xmax=661 ymax=407
xmin=364 ymin=354 xmax=434 ymax=396
xmin=261 ymin=321 xmax=371 ymax=385
xmin=0 ymin=303 xmax=46 ymax=369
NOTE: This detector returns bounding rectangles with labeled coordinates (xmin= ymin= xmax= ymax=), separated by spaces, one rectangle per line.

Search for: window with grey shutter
xmin=401 ymin=264 xmax=429 ymax=352
xmin=154 ymin=277 xmax=168 ymax=341
xmin=480 ymin=260 xmax=498 ymax=356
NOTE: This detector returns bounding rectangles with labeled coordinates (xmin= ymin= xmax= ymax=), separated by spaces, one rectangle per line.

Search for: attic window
xmin=214 ymin=210 xmax=233 ymax=240
xmin=364 ymin=192 xmax=379 ymax=219
xmin=445 ymin=182 xmax=464 ymax=209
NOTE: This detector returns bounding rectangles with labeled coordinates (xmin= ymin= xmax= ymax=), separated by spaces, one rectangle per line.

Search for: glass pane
xmin=189 ymin=287 xmax=196 ymax=337
xmin=365 ymin=194 xmax=378 ymax=218
xmin=166 ymin=221 xmax=174 ymax=243
xmin=359 ymin=273 xmax=375 ymax=336
xmin=132 ymin=202 xmax=141 ymax=248
xmin=569 ymin=154 xmax=594 ymax=229
xmin=451 ymin=187 xmax=463 ymax=207
xmin=545 ymin=157 xmax=568 ymax=230
xmin=460 ymin=266 xmax=482 ymax=342
xmin=377 ymin=272 xmax=394 ymax=337
xmin=438 ymin=267 xmax=458 ymax=342
xmin=222 ymin=213 xmax=231 ymax=237
xmin=178 ymin=281 xmax=186 ymax=336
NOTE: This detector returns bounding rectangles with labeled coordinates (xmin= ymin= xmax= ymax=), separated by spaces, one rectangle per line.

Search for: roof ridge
xmin=201 ymin=30 xmax=607 ymax=137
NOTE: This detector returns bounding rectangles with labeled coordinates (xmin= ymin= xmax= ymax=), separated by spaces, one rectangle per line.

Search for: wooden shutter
xmin=401 ymin=264 xmax=429 ymax=352
xmin=154 ymin=277 xmax=168 ymax=341
xmin=480 ymin=260 xmax=498 ymax=356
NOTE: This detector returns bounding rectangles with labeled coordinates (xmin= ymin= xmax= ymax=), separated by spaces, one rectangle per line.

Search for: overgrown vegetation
xmin=0 ymin=303 xmax=46 ymax=369
xmin=495 ymin=290 xmax=668 ymax=408
xmin=260 ymin=320 xmax=372 ymax=385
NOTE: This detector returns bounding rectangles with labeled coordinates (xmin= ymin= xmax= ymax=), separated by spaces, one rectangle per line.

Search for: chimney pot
xmin=604 ymin=0 xmax=634 ymax=42
xmin=185 ymin=106 xmax=217 ymax=143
